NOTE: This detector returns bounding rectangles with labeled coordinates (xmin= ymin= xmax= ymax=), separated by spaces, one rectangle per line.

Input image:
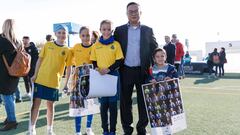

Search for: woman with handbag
xmin=0 ymin=19 xmax=21 ymax=131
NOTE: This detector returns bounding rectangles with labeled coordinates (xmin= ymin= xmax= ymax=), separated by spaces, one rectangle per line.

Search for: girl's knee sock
xmin=86 ymin=115 xmax=93 ymax=128
xmin=75 ymin=116 xmax=82 ymax=133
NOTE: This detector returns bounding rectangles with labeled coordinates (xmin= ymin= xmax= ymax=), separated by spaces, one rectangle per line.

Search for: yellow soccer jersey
xmin=35 ymin=42 xmax=72 ymax=89
xmin=90 ymin=41 xmax=124 ymax=69
xmin=70 ymin=43 xmax=92 ymax=66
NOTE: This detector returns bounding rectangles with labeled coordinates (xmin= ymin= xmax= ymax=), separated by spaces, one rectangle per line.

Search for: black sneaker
xmin=0 ymin=121 xmax=18 ymax=131
xmin=15 ymin=99 xmax=22 ymax=103
xmin=0 ymin=118 xmax=7 ymax=126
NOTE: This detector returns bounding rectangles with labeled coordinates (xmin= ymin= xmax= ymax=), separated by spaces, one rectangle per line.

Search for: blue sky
xmin=0 ymin=0 xmax=239 ymax=51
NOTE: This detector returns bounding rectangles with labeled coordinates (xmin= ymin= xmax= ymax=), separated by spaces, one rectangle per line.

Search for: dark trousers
xmin=120 ymin=66 xmax=148 ymax=135
xmin=219 ymin=64 xmax=224 ymax=76
xmin=167 ymin=59 xmax=174 ymax=65
xmin=214 ymin=65 xmax=219 ymax=76
xmin=100 ymin=101 xmax=118 ymax=133
xmin=207 ymin=61 xmax=214 ymax=75
xmin=175 ymin=63 xmax=180 ymax=72
xmin=175 ymin=63 xmax=181 ymax=77
xmin=23 ymin=75 xmax=32 ymax=93
xmin=100 ymin=70 xmax=119 ymax=133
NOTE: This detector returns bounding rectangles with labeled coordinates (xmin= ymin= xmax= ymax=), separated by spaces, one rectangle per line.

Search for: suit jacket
xmin=163 ymin=42 xmax=175 ymax=65
xmin=114 ymin=24 xmax=158 ymax=78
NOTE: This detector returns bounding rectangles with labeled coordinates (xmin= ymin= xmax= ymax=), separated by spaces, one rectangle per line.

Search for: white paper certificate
xmin=89 ymin=69 xmax=118 ymax=98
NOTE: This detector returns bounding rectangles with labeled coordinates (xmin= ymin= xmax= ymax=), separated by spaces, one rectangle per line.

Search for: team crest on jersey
xmin=111 ymin=45 xmax=115 ymax=50
xmin=61 ymin=51 xmax=66 ymax=56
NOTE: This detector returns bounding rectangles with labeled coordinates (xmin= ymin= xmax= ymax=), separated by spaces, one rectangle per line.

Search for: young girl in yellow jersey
xmin=90 ymin=20 xmax=124 ymax=135
xmin=64 ymin=26 xmax=95 ymax=135
xmin=29 ymin=25 xmax=72 ymax=135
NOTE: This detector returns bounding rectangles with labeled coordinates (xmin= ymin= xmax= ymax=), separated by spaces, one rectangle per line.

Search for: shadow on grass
xmin=194 ymin=78 xmax=219 ymax=84
xmin=132 ymin=96 xmax=138 ymax=105
xmin=0 ymin=103 xmax=71 ymax=135
xmin=21 ymin=102 xmax=69 ymax=118
xmin=0 ymin=96 xmax=139 ymax=135
xmin=186 ymin=73 xmax=240 ymax=80
xmin=0 ymin=116 xmax=48 ymax=135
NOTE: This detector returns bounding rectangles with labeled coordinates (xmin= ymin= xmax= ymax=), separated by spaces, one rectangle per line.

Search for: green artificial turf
xmin=0 ymin=73 xmax=240 ymax=135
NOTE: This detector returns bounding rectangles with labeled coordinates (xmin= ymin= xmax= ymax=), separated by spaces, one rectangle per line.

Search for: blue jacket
xmin=148 ymin=64 xmax=178 ymax=82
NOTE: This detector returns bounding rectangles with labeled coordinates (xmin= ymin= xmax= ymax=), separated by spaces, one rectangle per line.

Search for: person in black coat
xmin=163 ymin=35 xmax=175 ymax=65
xmin=207 ymin=53 xmax=214 ymax=76
xmin=0 ymin=19 xmax=19 ymax=131
xmin=22 ymin=36 xmax=39 ymax=97
xmin=114 ymin=2 xmax=158 ymax=135
xmin=210 ymin=48 xmax=220 ymax=76
xmin=219 ymin=47 xmax=226 ymax=77
xmin=0 ymin=36 xmax=19 ymax=95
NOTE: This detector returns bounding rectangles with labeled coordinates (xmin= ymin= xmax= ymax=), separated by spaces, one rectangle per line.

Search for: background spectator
xmin=0 ymin=19 xmax=19 ymax=131
xmin=46 ymin=34 xmax=54 ymax=42
xmin=163 ymin=35 xmax=175 ymax=65
xmin=183 ymin=51 xmax=192 ymax=65
xmin=219 ymin=47 xmax=226 ymax=77
xmin=22 ymin=37 xmax=39 ymax=97
xmin=171 ymin=34 xmax=184 ymax=78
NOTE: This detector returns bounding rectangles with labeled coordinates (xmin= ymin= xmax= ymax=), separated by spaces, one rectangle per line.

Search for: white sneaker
xmin=28 ymin=92 xmax=32 ymax=97
xmin=26 ymin=129 xmax=36 ymax=135
xmin=86 ymin=128 xmax=94 ymax=135
xmin=76 ymin=132 xmax=82 ymax=135
xmin=23 ymin=93 xmax=31 ymax=98
xmin=47 ymin=130 xmax=56 ymax=135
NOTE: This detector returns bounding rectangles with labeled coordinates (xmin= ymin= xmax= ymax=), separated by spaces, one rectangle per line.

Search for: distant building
xmin=205 ymin=40 xmax=240 ymax=54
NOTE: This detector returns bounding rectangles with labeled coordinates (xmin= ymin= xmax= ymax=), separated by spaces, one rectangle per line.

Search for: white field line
xmin=182 ymin=86 xmax=240 ymax=91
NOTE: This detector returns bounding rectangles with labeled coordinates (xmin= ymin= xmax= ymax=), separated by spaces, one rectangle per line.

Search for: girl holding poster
xmin=64 ymin=26 xmax=95 ymax=135
xmin=90 ymin=20 xmax=124 ymax=135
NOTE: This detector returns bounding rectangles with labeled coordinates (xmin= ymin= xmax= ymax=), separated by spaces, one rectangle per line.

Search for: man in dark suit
xmin=114 ymin=2 xmax=158 ymax=135
xmin=163 ymin=35 xmax=175 ymax=65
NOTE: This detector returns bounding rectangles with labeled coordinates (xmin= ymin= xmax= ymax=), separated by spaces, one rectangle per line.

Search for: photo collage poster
xmin=142 ymin=78 xmax=187 ymax=135
xmin=68 ymin=64 xmax=100 ymax=117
